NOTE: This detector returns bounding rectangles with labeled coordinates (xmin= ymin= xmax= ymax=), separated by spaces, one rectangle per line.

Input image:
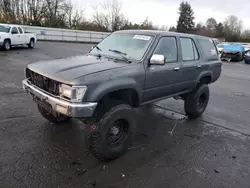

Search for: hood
xmin=27 ymin=55 xmax=129 ymax=84
xmin=0 ymin=32 xmax=9 ymax=38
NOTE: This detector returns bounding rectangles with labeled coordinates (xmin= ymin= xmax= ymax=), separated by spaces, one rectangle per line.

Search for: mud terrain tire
xmin=184 ymin=84 xmax=210 ymax=118
xmin=85 ymin=103 xmax=136 ymax=161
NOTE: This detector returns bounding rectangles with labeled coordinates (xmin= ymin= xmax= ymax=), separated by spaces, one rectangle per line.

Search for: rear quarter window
xmin=197 ymin=38 xmax=219 ymax=61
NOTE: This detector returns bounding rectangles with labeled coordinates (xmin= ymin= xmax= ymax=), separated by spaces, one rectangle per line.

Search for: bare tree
xmin=158 ymin=25 xmax=169 ymax=31
xmin=206 ymin=18 xmax=217 ymax=31
xmin=241 ymin=30 xmax=250 ymax=40
xmin=223 ymin=15 xmax=242 ymax=36
xmin=63 ymin=0 xmax=84 ymax=29
xmin=92 ymin=0 xmax=126 ymax=31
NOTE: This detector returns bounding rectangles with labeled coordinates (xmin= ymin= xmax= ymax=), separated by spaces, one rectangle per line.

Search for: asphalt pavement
xmin=1 ymin=42 xmax=250 ymax=188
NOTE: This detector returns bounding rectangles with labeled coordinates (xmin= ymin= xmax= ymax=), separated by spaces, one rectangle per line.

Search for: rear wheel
xmin=245 ymin=60 xmax=249 ymax=64
xmin=37 ymin=105 xmax=72 ymax=124
xmin=28 ymin=39 xmax=35 ymax=48
xmin=184 ymin=84 xmax=210 ymax=119
xmin=84 ymin=102 xmax=136 ymax=161
xmin=3 ymin=39 xmax=11 ymax=51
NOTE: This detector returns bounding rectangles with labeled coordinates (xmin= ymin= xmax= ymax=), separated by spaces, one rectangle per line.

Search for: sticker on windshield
xmin=133 ymin=35 xmax=151 ymax=41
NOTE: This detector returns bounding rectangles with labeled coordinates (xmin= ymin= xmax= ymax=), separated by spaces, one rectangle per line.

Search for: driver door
xmin=10 ymin=27 xmax=20 ymax=45
xmin=143 ymin=36 xmax=183 ymax=102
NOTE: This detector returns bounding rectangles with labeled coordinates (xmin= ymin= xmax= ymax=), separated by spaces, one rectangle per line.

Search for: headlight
xmin=59 ymin=84 xmax=87 ymax=102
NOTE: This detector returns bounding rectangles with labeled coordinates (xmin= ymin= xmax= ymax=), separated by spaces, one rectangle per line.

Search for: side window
xmin=11 ymin=27 xmax=18 ymax=34
xmin=180 ymin=38 xmax=199 ymax=61
xmin=18 ymin=27 xmax=23 ymax=34
xmin=154 ymin=37 xmax=178 ymax=63
xmin=197 ymin=38 xmax=219 ymax=60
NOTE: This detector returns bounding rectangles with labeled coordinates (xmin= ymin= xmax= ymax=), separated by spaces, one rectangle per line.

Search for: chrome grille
xmin=26 ymin=68 xmax=60 ymax=96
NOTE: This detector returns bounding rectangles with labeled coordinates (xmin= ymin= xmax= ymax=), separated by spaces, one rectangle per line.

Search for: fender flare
xmin=196 ymin=71 xmax=213 ymax=84
xmin=87 ymin=78 xmax=142 ymax=102
xmin=4 ymin=38 xmax=11 ymax=43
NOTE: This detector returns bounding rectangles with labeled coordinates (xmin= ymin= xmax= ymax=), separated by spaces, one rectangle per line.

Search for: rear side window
xmin=198 ymin=38 xmax=219 ymax=60
xmin=180 ymin=38 xmax=199 ymax=61
xmin=18 ymin=27 xmax=23 ymax=34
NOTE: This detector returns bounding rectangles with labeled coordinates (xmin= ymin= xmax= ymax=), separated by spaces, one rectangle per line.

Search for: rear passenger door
xmin=179 ymin=37 xmax=201 ymax=90
xmin=17 ymin=27 xmax=25 ymax=44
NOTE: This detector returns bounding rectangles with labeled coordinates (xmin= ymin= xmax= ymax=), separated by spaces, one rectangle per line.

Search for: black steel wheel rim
xmin=107 ymin=119 xmax=129 ymax=147
xmin=197 ymin=93 xmax=206 ymax=109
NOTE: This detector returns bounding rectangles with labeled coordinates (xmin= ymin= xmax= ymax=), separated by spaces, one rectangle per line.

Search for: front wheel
xmin=3 ymin=39 xmax=11 ymax=51
xmin=184 ymin=84 xmax=210 ymax=119
xmin=37 ymin=105 xmax=72 ymax=124
xmin=84 ymin=103 xmax=136 ymax=161
xmin=245 ymin=60 xmax=249 ymax=64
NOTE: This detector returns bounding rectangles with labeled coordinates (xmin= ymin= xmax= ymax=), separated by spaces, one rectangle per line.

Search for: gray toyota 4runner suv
xmin=22 ymin=30 xmax=222 ymax=161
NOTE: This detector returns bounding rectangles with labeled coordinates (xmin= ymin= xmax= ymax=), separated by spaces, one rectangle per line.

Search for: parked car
xmin=242 ymin=44 xmax=250 ymax=52
xmin=221 ymin=44 xmax=245 ymax=62
xmin=212 ymin=38 xmax=220 ymax=46
xmin=216 ymin=43 xmax=230 ymax=55
xmin=244 ymin=50 xmax=250 ymax=64
xmin=0 ymin=24 xmax=37 ymax=51
xmin=217 ymin=44 xmax=224 ymax=54
xmin=22 ymin=30 xmax=222 ymax=161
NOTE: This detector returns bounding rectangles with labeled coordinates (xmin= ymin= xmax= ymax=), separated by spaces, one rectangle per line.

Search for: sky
xmin=72 ymin=0 xmax=250 ymax=30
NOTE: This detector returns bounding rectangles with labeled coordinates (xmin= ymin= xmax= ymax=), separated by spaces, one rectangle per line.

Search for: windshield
xmin=89 ymin=33 xmax=154 ymax=61
xmin=0 ymin=25 xmax=10 ymax=33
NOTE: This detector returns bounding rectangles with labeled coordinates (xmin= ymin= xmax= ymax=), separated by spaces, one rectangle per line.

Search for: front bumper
xmin=0 ymin=41 xmax=3 ymax=46
xmin=22 ymin=79 xmax=97 ymax=118
xmin=221 ymin=52 xmax=242 ymax=61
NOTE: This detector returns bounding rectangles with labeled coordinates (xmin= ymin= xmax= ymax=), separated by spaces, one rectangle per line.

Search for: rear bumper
xmin=0 ymin=42 xmax=3 ymax=46
xmin=22 ymin=79 xmax=97 ymax=118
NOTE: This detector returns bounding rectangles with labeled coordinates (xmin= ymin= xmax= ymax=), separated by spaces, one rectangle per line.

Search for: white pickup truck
xmin=0 ymin=24 xmax=37 ymax=51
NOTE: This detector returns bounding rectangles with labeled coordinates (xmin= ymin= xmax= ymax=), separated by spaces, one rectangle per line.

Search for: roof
xmin=114 ymin=29 xmax=211 ymax=39
xmin=0 ymin=23 xmax=22 ymax=27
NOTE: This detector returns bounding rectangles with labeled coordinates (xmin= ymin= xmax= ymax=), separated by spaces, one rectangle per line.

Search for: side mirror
xmin=89 ymin=45 xmax=96 ymax=53
xmin=149 ymin=54 xmax=165 ymax=65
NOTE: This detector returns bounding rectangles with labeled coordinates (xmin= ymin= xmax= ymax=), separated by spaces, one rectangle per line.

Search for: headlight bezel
xmin=59 ymin=84 xmax=87 ymax=103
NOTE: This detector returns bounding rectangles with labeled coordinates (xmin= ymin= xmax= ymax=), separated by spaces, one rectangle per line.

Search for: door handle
xmin=173 ymin=67 xmax=180 ymax=71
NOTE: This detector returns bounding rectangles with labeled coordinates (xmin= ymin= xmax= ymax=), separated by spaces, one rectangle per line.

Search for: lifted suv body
xmin=22 ymin=30 xmax=222 ymax=160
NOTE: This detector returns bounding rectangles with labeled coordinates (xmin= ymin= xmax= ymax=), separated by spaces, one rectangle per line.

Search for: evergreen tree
xmin=215 ymin=22 xmax=224 ymax=38
xmin=176 ymin=1 xmax=195 ymax=33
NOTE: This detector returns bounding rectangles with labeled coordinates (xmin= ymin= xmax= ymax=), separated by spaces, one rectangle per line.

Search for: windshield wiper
xmin=109 ymin=49 xmax=131 ymax=63
xmin=109 ymin=49 xmax=126 ymax=55
xmin=95 ymin=45 xmax=102 ymax=51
